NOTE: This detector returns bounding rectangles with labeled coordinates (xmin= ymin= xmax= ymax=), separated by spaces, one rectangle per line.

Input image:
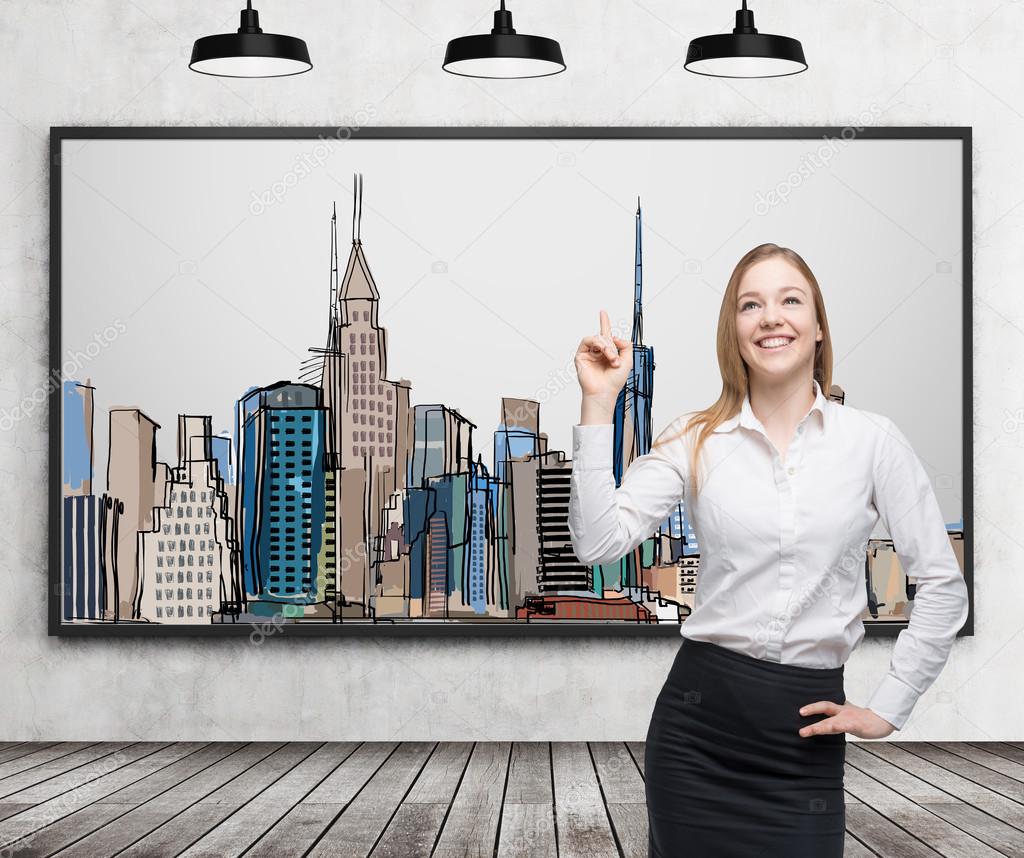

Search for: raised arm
xmin=864 ymin=416 xmax=970 ymax=731
xmin=569 ymin=421 xmax=688 ymax=567
xmin=568 ymin=309 xmax=688 ymax=566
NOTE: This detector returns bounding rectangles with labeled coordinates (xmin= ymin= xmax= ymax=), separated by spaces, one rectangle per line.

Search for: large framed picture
xmin=48 ymin=126 xmax=972 ymax=637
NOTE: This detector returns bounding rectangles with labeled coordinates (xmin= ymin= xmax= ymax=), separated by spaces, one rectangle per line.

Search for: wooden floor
xmin=0 ymin=741 xmax=1022 ymax=856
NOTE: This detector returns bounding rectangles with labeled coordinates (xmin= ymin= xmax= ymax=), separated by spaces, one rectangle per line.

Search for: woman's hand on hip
xmin=797 ymin=699 xmax=897 ymax=740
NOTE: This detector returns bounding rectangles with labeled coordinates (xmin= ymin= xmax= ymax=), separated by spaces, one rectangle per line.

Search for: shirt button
xmin=787 ymin=466 xmax=795 ymax=475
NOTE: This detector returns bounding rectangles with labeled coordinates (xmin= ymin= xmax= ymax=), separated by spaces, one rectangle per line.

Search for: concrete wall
xmin=1 ymin=1 xmax=1017 ymax=739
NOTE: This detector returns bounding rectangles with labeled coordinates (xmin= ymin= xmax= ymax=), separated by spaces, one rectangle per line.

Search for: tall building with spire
xmin=305 ymin=175 xmax=413 ymax=619
xmin=605 ymin=199 xmax=656 ymax=590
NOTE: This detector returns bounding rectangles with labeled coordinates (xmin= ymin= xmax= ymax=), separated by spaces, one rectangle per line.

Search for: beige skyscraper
xmin=101 ymin=408 xmax=162 ymax=620
xmin=310 ymin=177 xmax=413 ymax=619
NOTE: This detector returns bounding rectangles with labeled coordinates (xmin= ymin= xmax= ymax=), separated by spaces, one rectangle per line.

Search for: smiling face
xmin=735 ymin=256 xmax=823 ymax=385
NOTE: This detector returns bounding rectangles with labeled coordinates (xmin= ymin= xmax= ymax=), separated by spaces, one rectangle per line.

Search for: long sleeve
xmin=865 ymin=416 xmax=970 ymax=731
xmin=568 ymin=419 xmax=688 ymax=567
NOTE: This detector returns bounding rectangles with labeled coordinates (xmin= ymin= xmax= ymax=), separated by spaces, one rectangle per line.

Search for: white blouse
xmin=568 ymin=378 xmax=969 ymax=731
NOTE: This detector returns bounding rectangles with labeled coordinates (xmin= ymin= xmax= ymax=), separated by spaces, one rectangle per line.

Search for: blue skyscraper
xmin=238 ymin=382 xmax=327 ymax=611
xmin=604 ymin=200 xmax=656 ymax=590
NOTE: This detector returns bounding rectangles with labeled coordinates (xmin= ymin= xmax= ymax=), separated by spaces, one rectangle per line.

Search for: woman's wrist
xmin=580 ymin=395 xmax=618 ymax=425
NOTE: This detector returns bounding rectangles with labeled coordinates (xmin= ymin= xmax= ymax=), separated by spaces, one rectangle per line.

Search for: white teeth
xmin=757 ymin=337 xmax=794 ymax=350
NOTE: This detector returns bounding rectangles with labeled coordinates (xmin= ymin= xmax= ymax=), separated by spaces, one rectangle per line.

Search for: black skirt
xmin=645 ymin=636 xmax=847 ymax=858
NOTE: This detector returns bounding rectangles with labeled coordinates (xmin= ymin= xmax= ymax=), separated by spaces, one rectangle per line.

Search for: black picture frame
xmin=49 ymin=125 xmax=973 ymax=638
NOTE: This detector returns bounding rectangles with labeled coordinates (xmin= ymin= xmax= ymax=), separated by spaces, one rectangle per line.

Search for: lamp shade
xmin=190 ymin=2 xmax=312 ymax=78
xmin=443 ymin=2 xmax=565 ymax=79
xmin=685 ymin=3 xmax=806 ymax=79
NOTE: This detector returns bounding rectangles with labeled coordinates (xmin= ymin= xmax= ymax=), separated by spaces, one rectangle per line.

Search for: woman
xmin=569 ymin=243 xmax=969 ymax=857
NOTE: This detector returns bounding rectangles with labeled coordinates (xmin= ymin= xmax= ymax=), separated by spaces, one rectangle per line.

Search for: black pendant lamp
xmin=190 ymin=1 xmax=312 ymax=78
xmin=443 ymin=2 xmax=565 ymax=79
xmin=685 ymin=2 xmax=806 ymax=79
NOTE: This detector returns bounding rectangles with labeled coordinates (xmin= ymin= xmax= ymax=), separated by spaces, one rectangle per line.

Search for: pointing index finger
xmin=600 ymin=309 xmax=612 ymax=338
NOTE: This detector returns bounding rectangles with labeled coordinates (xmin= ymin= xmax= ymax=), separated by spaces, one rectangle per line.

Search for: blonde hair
xmin=652 ymin=243 xmax=834 ymax=496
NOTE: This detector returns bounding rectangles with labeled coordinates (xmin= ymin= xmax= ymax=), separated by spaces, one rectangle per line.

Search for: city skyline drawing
xmin=52 ymin=130 xmax=968 ymax=632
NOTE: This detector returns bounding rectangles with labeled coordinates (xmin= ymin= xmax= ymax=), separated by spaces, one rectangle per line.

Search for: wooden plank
xmin=425 ymin=742 xmax=510 ymax=858
xmin=10 ymin=744 xmax=240 ymax=858
xmin=304 ymin=741 xmax=437 ymax=858
xmin=894 ymin=743 xmax=1024 ymax=805
xmin=496 ymin=802 xmax=556 ymax=858
xmin=857 ymin=742 xmax=1024 ymax=825
xmin=550 ymin=741 xmax=618 ymax=858
xmin=0 ymin=743 xmax=100 ymax=786
xmin=844 ymin=832 xmax=883 ymax=857
xmin=5 ymin=743 xmax=171 ymax=804
xmin=920 ymin=801 xmax=1024 ymax=855
xmin=502 ymin=743 xmax=551 ymax=805
xmin=0 ymin=743 xmax=135 ymax=801
xmin=243 ymin=742 xmax=397 ymax=857
xmin=605 ymin=802 xmax=647 ymax=858
xmin=932 ymin=742 xmax=1024 ymax=783
xmin=967 ymin=742 xmax=1024 ymax=769
xmin=625 ymin=741 xmax=645 ymax=779
xmin=404 ymin=742 xmax=474 ymax=804
xmin=48 ymin=742 xmax=278 ymax=858
xmin=370 ymin=803 xmax=448 ymax=858
xmin=845 ymin=803 xmax=945 ymax=857
xmin=0 ymin=744 xmax=59 ymax=766
xmin=846 ymin=745 xmax=957 ymax=803
xmin=0 ymin=743 xmax=207 ymax=857
xmin=114 ymin=743 xmax=323 ymax=857
xmin=371 ymin=742 xmax=474 ymax=858
xmin=0 ymin=805 xmax=34 ymax=825
xmin=93 ymin=742 xmax=244 ymax=806
xmin=590 ymin=742 xmax=645 ymax=805
xmin=177 ymin=742 xmax=359 ymax=858
xmin=843 ymin=762 xmax=1004 ymax=857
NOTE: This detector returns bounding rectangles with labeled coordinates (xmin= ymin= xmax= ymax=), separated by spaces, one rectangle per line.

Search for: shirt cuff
xmin=572 ymin=423 xmax=614 ymax=471
xmin=865 ymin=673 xmax=919 ymax=731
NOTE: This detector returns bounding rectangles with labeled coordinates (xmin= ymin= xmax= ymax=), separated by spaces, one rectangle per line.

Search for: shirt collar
xmin=712 ymin=378 xmax=829 ymax=435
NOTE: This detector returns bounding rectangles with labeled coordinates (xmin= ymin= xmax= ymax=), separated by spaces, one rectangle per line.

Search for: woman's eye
xmin=740 ymin=297 xmax=800 ymax=311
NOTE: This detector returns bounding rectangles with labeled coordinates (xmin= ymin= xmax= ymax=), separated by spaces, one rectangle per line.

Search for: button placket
xmin=764 ymin=423 xmax=807 ymax=661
